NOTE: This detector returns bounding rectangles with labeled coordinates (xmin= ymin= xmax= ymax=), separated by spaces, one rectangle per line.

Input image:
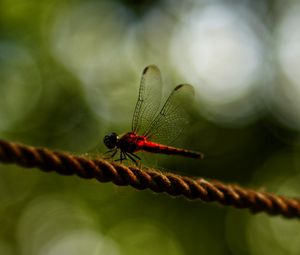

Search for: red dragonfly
xmin=103 ymin=65 xmax=203 ymax=164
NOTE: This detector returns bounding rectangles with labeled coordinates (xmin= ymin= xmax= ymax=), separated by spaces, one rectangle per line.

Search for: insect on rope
xmin=103 ymin=65 xmax=203 ymax=164
xmin=0 ymin=139 xmax=300 ymax=219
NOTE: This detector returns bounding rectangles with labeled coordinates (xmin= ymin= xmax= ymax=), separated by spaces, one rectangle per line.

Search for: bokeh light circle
xmin=170 ymin=3 xmax=266 ymax=125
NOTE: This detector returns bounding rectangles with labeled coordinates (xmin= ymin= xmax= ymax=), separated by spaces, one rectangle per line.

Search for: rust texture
xmin=0 ymin=139 xmax=299 ymax=219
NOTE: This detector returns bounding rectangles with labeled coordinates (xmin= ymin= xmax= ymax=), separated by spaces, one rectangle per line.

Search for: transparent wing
xmin=143 ymin=84 xmax=195 ymax=145
xmin=132 ymin=65 xmax=162 ymax=134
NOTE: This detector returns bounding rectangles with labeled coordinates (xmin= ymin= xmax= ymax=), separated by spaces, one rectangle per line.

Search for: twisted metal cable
xmin=0 ymin=139 xmax=299 ymax=219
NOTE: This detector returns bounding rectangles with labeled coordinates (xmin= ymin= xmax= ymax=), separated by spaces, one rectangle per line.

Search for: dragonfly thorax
xmin=117 ymin=132 xmax=145 ymax=153
xmin=103 ymin=132 xmax=119 ymax=149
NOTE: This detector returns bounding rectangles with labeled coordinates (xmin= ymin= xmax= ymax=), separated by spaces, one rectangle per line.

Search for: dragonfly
xmin=103 ymin=65 xmax=203 ymax=164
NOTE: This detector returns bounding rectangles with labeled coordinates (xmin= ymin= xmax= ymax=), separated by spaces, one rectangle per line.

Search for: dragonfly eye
xmin=103 ymin=132 xmax=118 ymax=149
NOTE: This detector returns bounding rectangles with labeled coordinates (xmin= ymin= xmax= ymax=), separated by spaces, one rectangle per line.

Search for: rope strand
xmin=0 ymin=139 xmax=299 ymax=219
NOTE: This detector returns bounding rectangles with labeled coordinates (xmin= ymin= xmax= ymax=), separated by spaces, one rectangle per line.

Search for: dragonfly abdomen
xmin=141 ymin=142 xmax=203 ymax=159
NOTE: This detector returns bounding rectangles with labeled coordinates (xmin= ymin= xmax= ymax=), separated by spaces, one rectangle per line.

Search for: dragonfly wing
xmin=143 ymin=84 xmax=195 ymax=145
xmin=132 ymin=65 xmax=163 ymax=134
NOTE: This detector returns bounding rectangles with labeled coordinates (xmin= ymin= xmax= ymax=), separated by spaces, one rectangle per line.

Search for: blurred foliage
xmin=1 ymin=0 xmax=300 ymax=254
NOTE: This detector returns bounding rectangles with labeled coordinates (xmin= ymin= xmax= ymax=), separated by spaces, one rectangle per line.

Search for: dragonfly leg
xmin=117 ymin=151 xmax=127 ymax=163
xmin=104 ymin=149 xmax=114 ymax=155
xmin=119 ymin=151 xmax=123 ymax=163
xmin=125 ymin=152 xmax=138 ymax=165
xmin=104 ymin=149 xmax=118 ymax=159
xmin=129 ymin=153 xmax=141 ymax=160
xmin=111 ymin=149 xmax=118 ymax=158
xmin=127 ymin=152 xmax=142 ymax=166
xmin=113 ymin=150 xmax=123 ymax=162
xmin=114 ymin=151 xmax=139 ymax=165
xmin=122 ymin=151 xmax=128 ymax=162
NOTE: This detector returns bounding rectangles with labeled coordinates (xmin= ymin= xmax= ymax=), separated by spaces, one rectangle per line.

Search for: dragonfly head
xmin=103 ymin=132 xmax=118 ymax=149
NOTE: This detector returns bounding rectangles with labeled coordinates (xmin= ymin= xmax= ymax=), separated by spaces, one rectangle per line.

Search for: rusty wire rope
xmin=0 ymin=139 xmax=299 ymax=219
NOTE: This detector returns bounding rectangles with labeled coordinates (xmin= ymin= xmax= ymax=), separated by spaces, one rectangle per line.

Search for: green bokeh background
xmin=1 ymin=0 xmax=300 ymax=254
